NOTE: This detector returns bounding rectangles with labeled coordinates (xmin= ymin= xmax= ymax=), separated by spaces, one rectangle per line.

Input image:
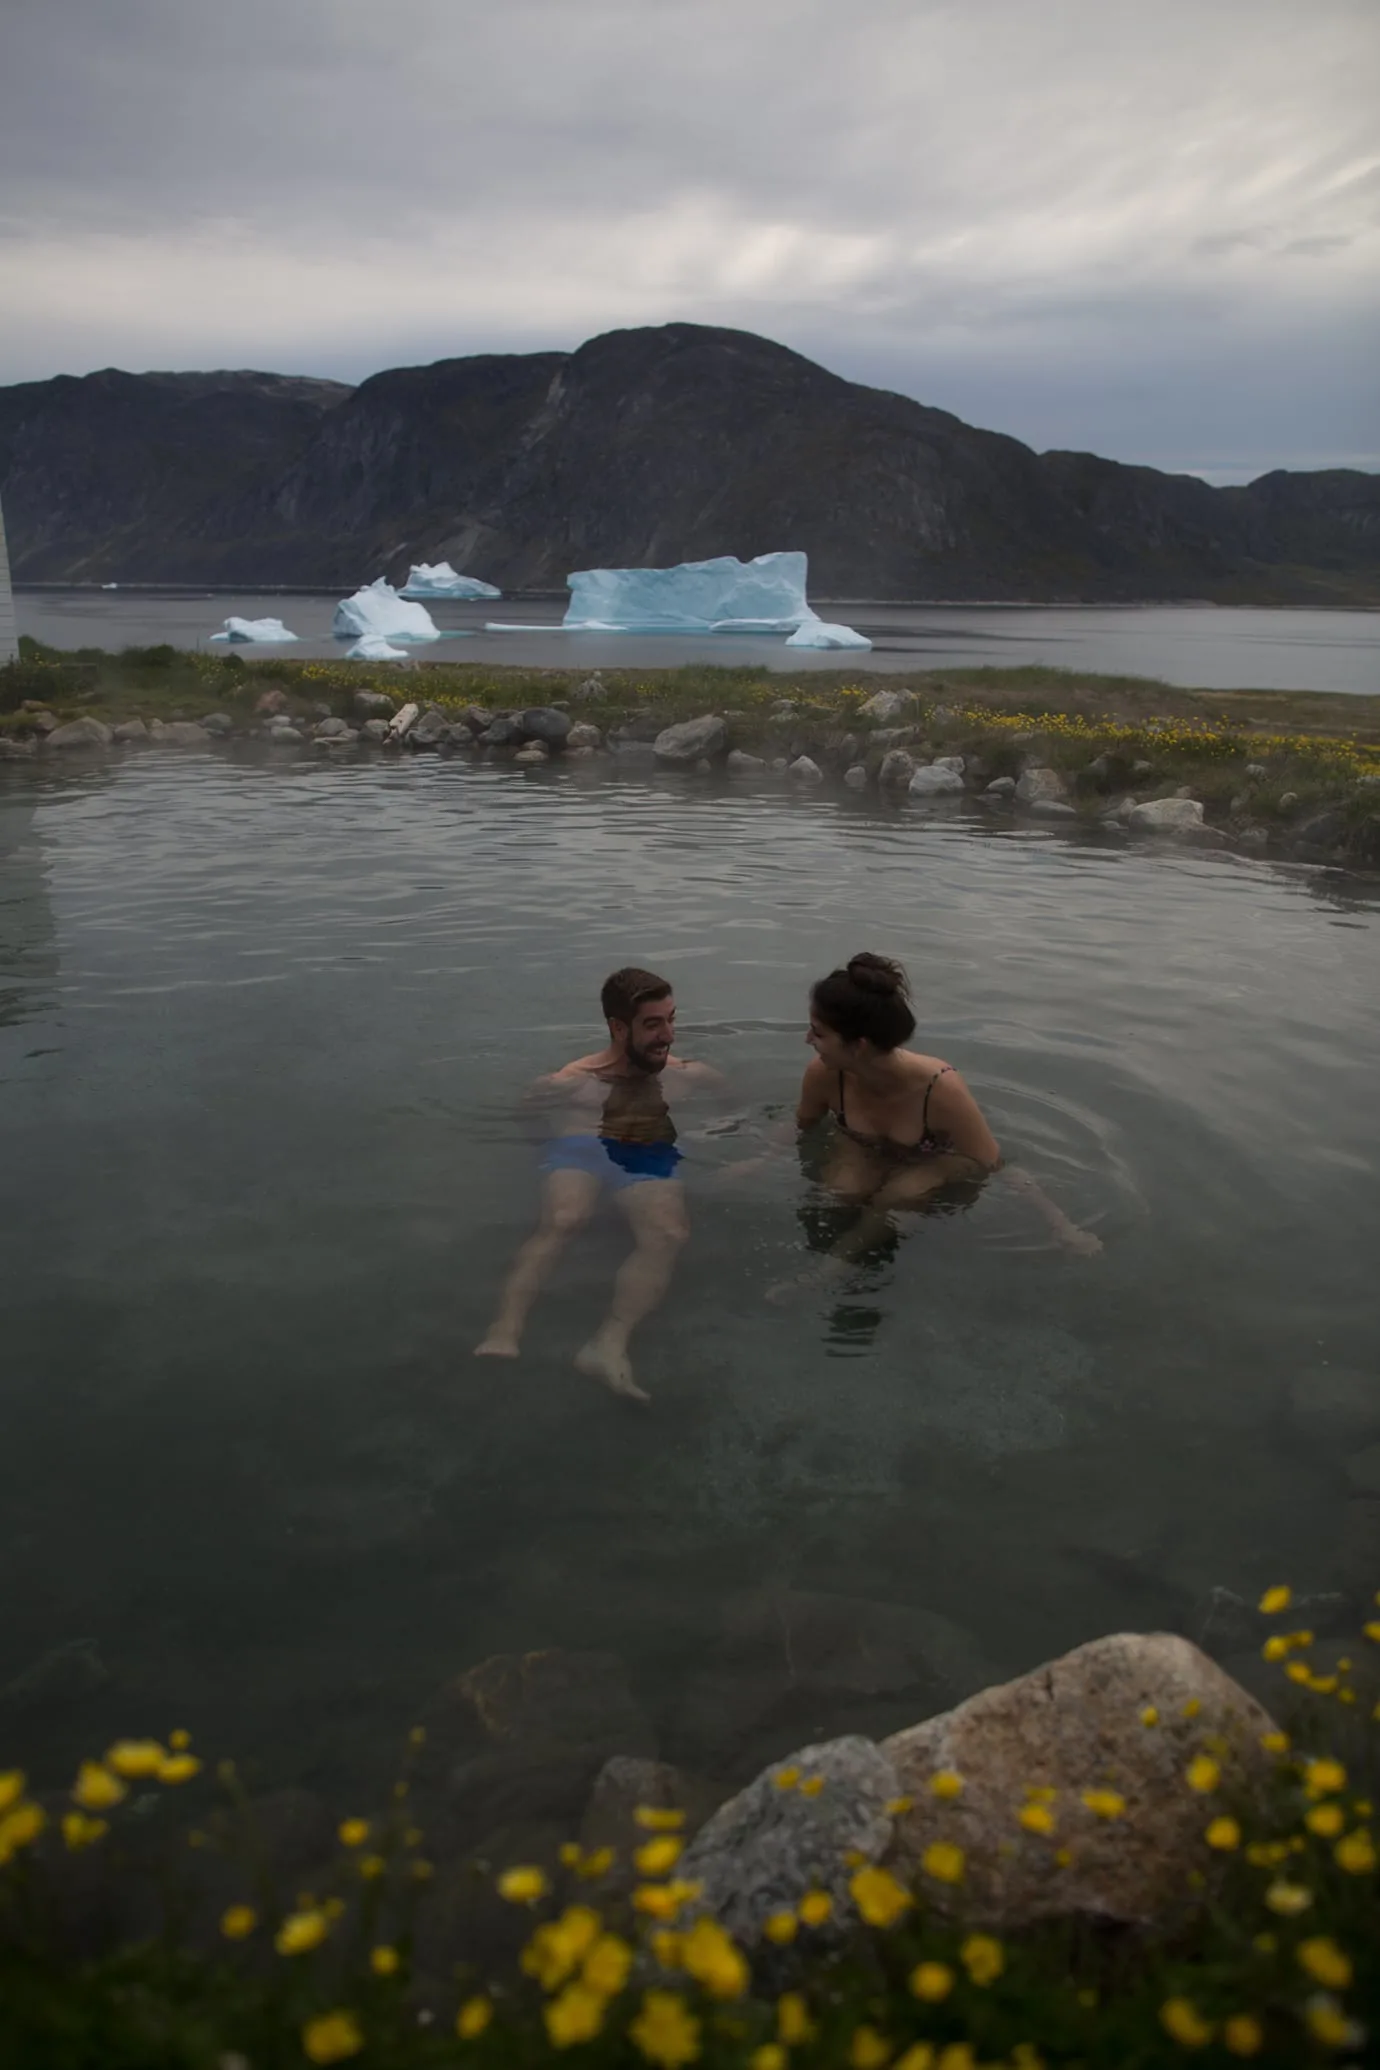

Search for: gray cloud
xmin=2 ymin=0 xmax=1377 ymax=477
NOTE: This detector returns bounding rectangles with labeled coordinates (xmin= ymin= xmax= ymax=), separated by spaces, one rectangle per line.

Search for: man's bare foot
xmin=575 ymin=1335 xmax=650 ymax=1403
xmin=474 ymin=1326 xmax=521 ymax=1358
xmin=1060 ymin=1226 xmax=1104 ymax=1258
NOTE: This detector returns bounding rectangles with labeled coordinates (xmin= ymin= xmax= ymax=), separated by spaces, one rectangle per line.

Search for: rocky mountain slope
xmin=2 ymin=326 xmax=1375 ymax=601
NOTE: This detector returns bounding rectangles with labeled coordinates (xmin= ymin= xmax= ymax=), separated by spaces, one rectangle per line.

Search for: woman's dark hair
xmin=810 ymin=952 xmax=916 ymax=1050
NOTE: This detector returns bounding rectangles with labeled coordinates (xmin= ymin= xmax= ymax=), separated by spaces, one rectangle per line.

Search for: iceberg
xmin=399 ymin=561 xmax=500 ymax=600
xmin=210 ymin=615 xmax=299 ymax=643
xmin=332 ymin=579 xmax=440 ymax=643
xmin=346 ymin=633 xmax=409 ymax=660
xmin=563 ymin=552 xmax=818 ymax=633
xmin=785 ymin=620 xmax=872 ymax=651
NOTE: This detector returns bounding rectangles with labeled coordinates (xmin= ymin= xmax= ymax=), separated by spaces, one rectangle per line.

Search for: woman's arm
xmin=926 ymin=1069 xmax=1001 ymax=1169
xmin=795 ymin=1056 xmax=833 ymax=1129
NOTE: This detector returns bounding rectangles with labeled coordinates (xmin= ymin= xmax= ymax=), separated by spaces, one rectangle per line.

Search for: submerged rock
xmin=788 ymin=755 xmax=823 ymax=782
xmin=878 ymin=748 xmax=917 ymax=789
xmin=567 ymin=722 xmax=603 ymax=750
xmin=844 ymin=764 xmax=868 ymax=788
xmin=521 ymin=707 xmax=572 ymax=749
xmin=154 ymin=721 xmax=211 ymax=747
xmin=112 ymin=719 xmax=149 ymax=743
xmin=654 ymin=715 xmax=728 ymax=766
xmin=909 ymin=763 xmax=965 ymax=798
xmin=45 ymin=717 xmax=113 ymax=750
xmin=1014 ymin=766 xmax=1067 ymax=807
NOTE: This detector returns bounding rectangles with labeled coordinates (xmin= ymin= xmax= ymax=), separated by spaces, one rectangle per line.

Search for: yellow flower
xmin=1140 ymin=1705 xmax=1159 ymax=1727
xmin=1160 ymin=1997 xmax=1214 ymax=2048
xmin=910 ymin=1960 xmax=955 ymax=2002
xmin=634 ymin=1878 xmax=701 ymax=1919
xmin=583 ymin=1933 xmax=632 ymax=1996
xmin=544 ymin=1982 xmax=607 ymax=2048
xmin=929 ymin=1769 xmax=964 ymax=1800
xmin=629 ymin=1989 xmax=701 ymax=2067
xmin=1306 ymin=1802 xmax=1345 ymax=1837
xmin=961 ymin=1932 xmax=1004 ymax=1985
xmin=1205 ymin=1817 xmax=1241 ymax=1851
xmin=0 ymin=1802 xmax=47 ymax=1860
xmin=751 ymin=2049 xmax=787 ymax=2070
xmin=636 ymin=1836 xmax=683 ymax=1876
xmin=635 ymin=1806 xmax=686 ymax=1831
xmin=773 ymin=1766 xmax=801 ymax=1790
xmin=894 ymin=2051 xmax=936 ymax=2070
xmin=1185 ymin=1756 xmax=1220 ymax=1794
xmin=1263 ymin=1880 xmax=1312 ymax=1916
xmin=850 ymin=2025 xmax=891 ymax=2068
xmin=680 ymin=1917 xmax=748 ymax=1999
xmin=921 ymin=1839 xmax=965 ymax=1884
xmin=1019 ymin=1803 xmax=1056 ymax=1835
xmin=1297 ymin=1937 xmax=1352 ymax=1990
xmin=1181 ymin=1699 xmax=1202 ymax=1720
xmin=798 ymin=1887 xmax=833 ymax=1926
xmin=936 ymin=2048 xmax=975 ymax=2070
xmin=1304 ymin=1995 xmax=1357 ymax=2048
xmin=61 ymin=1812 xmax=107 ymax=1851
xmin=370 ymin=1944 xmax=400 ymax=1976
xmin=169 ymin=1729 xmax=191 ymax=1750
xmin=498 ymin=1864 xmax=548 ymax=1904
xmin=220 ymin=1904 xmax=256 ymax=1939
xmin=1258 ymin=1585 xmax=1291 ymax=1614
xmin=849 ymin=1865 xmax=913 ymax=1928
xmin=523 ymin=1906 xmax=602 ymax=1990
xmin=1285 ymin=1662 xmax=1311 ymax=1685
xmin=1081 ymin=1789 xmax=1126 ymax=1820
xmin=338 ymin=1818 xmax=369 ymax=1846
xmin=0 ymin=1773 xmax=25 ymax=1814
xmin=301 ymin=2011 xmax=363 ymax=2064
xmin=572 ymin=1843 xmax=614 ymax=1880
xmin=156 ymin=1754 xmax=200 ymax=1784
xmin=885 ymin=1795 xmax=914 ymax=1814
xmin=763 ymin=1909 xmax=798 ymax=1944
xmin=1261 ymin=1636 xmax=1289 ymax=1662
xmin=777 ymin=1992 xmax=815 ymax=2045
xmin=799 ymin=1775 xmax=825 ymax=1797
xmin=275 ymin=1907 xmax=330 ymax=1955
xmin=456 ymin=1996 xmax=492 ymax=2039
xmin=105 ymin=1739 xmax=167 ymax=1778
xmin=1364 ymin=1621 xmax=1380 ymax=1643
xmin=1259 ymin=1731 xmax=1290 ymax=1755
xmin=1334 ymin=1828 xmax=1376 ymax=1874
xmin=72 ymin=1762 xmax=127 ymax=1811
xmin=1222 ymin=2014 xmax=1264 ymax=2057
xmin=1302 ymin=1757 xmax=1346 ymax=1798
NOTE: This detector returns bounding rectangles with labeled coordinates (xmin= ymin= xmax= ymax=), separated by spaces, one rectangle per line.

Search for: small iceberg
xmin=785 ymin=620 xmax=872 ymax=650
xmin=332 ymin=578 xmax=440 ymax=643
xmin=346 ymin=633 xmax=409 ymax=661
xmin=399 ymin=561 xmax=500 ymax=600
xmin=210 ymin=615 xmax=300 ymax=643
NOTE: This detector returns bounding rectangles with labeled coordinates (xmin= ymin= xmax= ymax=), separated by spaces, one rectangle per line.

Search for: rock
xmin=254 ymin=688 xmax=288 ymax=716
xmin=266 ymin=726 xmax=304 ymax=745
xmin=567 ymin=722 xmax=603 ymax=750
xmin=1030 ymin=800 xmax=1077 ymax=819
xmin=580 ymin=1756 xmax=720 ymax=1882
xmin=770 ymin=756 xmax=789 ymax=772
xmin=859 ymin=689 xmax=916 ymax=723
xmin=1298 ymin=809 xmax=1346 ymax=848
xmin=909 ymin=763 xmax=965 ymax=797
xmin=1127 ymin=797 xmax=1205 ymax=834
xmin=514 ymin=741 xmax=550 ymax=764
xmin=407 ymin=705 xmax=449 ymax=748
xmin=354 ymin=689 xmax=395 ymax=716
xmin=844 ymin=765 xmax=868 ymax=788
xmin=360 ymin=719 xmax=390 ymax=742
xmin=770 ymin=699 xmax=798 ymax=717
xmin=3 ymin=1637 xmax=110 ymax=1710
xmin=1278 ymin=790 xmax=1298 ymax=811
xmin=1236 ymin=825 xmax=1269 ymax=852
xmin=567 ymin=746 xmax=597 ymax=760
xmin=788 ymin=755 xmax=823 ymax=783
xmin=613 ymin=740 xmax=658 ymax=762
xmin=1015 ymin=766 xmax=1067 ymax=806
xmin=521 ymin=706 xmax=572 ymax=749
xmin=869 ymin=727 xmax=918 ymax=752
xmin=726 ymin=748 xmax=765 ymax=772
xmin=45 ymin=717 xmax=113 ymax=750
xmin=314 ymin=727 xmax=359 ymax=747
xmin=314 ymin=716 xmax=352 ymax=738
xmin=455 ymin=705 xmax=495 ymax=733
xmin=1344 ymin=1445 xmax=1380 ymax=1497
xmin=984 ymin=776 xmax=1016 ymax=797
xmin=570 ymin=674 xmax=605 ymax=703
xmin=0 ymin=737 xmax=37 ymax=760
xmin=1131 ymin=759 xmax=1155 ymax=778
xmin=388 ymin=701 xmax=420 ymax=739
xmin=933 ymin=755 xmax=965 ymax=773
xmin=884 ymin=1633 xmax=1276 ymax=1930
xmin=654 ymin=715 xmax=728 ymax=766
xmin=1079 ymin=752 xmax=1136 ymax=793
xmin=417 ymin=1649 xmax=656 ymax=1769
xmin=198 ymin=712 xmax=234 ymax=735
xmin=155 ymin=722 xmax=212 ymax=747
xmin=112 ymin=719 xmax=148 ymax=743
xmin=1245 ymin=762 xmax=1267 ymax=780
xmin=677 ymin=1736 xmax=898 ymax=1947
xmin=878 ymin=748 xmax=917 ymax=789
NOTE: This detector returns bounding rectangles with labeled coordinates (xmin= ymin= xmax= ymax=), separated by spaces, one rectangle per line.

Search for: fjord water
xmin=0 ymin=752 xmax=1376 ymax=1802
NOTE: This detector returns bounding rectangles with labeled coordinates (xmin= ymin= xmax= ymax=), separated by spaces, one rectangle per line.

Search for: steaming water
xmin=1 ymin=751 xmax=1377 ymax=1801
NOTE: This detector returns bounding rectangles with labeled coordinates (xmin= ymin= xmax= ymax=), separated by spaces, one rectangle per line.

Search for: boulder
xmin=910 ymin=763 xmax=965 ymax=798
xmin=859 ymin=689 xmax=917 ymax=723
xmin=314 ymin=727 xmax=359 ymax=747
xmin=1244 ymin=762 xmax=1267 ymax=780
xmin=789 ymin=755 xmax=824 ymax=783
xmin=579 ymin=1756 xmax=721 ymax=1890
xmin=354 ymin=689 xmax=395 ymax=716
xmin=521 ymin=706 xmax=572 ymax=749
xmin=155 ymin=722 xmax=211 ymax=747
xmin=198 ymin=712 xmax=234 ymax=736
xmin=0 ymin=737 xmax=37 ymax=760
xmin=482 ymin=713 xmax=529 ymax=747
xmin=844 ymin=765 xmax=868 ymax=789
xmin=254 ymin=688 xmax=289 ymax=716
xmin=456 ymin=705 xmax=495 ymax=733
xmin=315 ymin=716 xmax=352 ymax=738
xmin=984 ymin=776 xmax=1016 ymax=798
xmin=883 ymin=1633 xmax=1276 ymax=1929
xmin=567 ymin=722 xmax=603 ymax=750
xmin=570 ymin=674 xmax=605 ymax=703
xmin=266 ymin=726 xmax=304 ymax=746
xmin=1031 ymin=800 xmax=1077 ymax=820
xmin=726 ymin=749 xmax=765 ymax=772
xmin=1015 ymin=766 xmax=1067 ymax=807
xmin=45 ymin=717 xmax=113 ymax=750
xmin=1297 ymin=809 xmax=1346 ymax=848
xmin=409 ymin=707 xmax=450 ymax=749
xmin=676 ymin=1736 xmax=899 ymax=1948
xmin=514 ymin=741 xmax=550 ymax=764
xmin=1127 ymin=797 xmax=1205 ymax=835
xmin=112 ymin=719 xmax=148 ymax=743
xmin=654 ymin=715 xmax=728 ymax=765
xmin=933 ymin=755 xmax=965 ymax=773
xmin=360 ymin=719 xmax=391 ymax=743
xmin=878 ymin=748 xmax=917 ymax=789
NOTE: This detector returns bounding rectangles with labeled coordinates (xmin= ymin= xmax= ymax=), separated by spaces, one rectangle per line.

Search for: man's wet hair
xmin=601 ymin=966 xmax=673 ymax=1027
xmin=811 ymin=952 xmax=917 ymax=1050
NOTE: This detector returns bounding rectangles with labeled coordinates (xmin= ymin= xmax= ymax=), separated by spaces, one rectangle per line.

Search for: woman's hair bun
xmin=846 ymin=952 xmax=908 ymax=998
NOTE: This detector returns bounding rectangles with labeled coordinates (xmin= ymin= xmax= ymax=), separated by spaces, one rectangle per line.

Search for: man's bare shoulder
xmin=534 ymin=1051 xmax=611 ymax=1088
xmin=672 ymin=1058 xmax=729 ymax=1090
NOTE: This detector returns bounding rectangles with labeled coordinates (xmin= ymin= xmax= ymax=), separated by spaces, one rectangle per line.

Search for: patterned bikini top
xmin=835 ymin=1064 xmax=955 ymax=1159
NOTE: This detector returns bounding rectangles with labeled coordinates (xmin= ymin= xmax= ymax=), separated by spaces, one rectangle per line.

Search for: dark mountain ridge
xmin=2 ymin=325 xmax=1375 ymax=602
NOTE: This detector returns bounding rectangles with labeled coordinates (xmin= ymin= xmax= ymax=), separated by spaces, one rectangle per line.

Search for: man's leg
xmin=575 ymin=1179 xmax=689 ymax=1402
xmin=475 ymin=1168 xmax=601 ymax=1357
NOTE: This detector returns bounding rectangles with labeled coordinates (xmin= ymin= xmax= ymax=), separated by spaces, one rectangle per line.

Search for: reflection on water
xmin=0 ymin=753 xmax=1377 ymax=1806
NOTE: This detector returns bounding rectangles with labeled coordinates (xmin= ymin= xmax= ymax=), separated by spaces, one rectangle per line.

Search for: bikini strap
xmin=921 ymin=1065 xmax=954 ymax=1135
xmin=837 ymin=1069 xmax=847 ymax=1124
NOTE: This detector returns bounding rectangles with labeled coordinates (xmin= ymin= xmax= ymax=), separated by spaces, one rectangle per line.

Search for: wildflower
xmin=1222 ymin=2014 xmax=1264 ymax=2057
xmin=636 ymin=1836 xmax=683 ymax=1876
xmin=301 ymin=2011 xmax=363 ymax=2064
xmin=1054 ymin=1846 xmax=1073 ymax=1867
xmin=275 ymin=1907 xmax=330 ymax=1955
xmin=1304 ymin=1995 xmax=1362 ymax=2049
xmin=61 ymin=1812 xmax=107 ymax=1851
xmin=634 ymin=1879 xmax=701 ymax=1919
xmin=885 ymin=1794 xmax=914 ymax=1814
xmin=1019 ymin=1802 xmax=1056 ymax=1835
xmin=358 ymin=1854 xmax=386 ymax=1879
xmin=157 ymin=1754 xmax=200 ymax=1784
xmin=523 ymin=1907 xmax=602 ymax=1990
xmin=635 ymin=1806 xmax=686 ymax=1831
xmin=921 ymin=1840 xmax=965 ymax=1883
xmin=850 ymin=2026 xmax=891 ymax=2068
xmin=778 ymin=1993 xmax=815 ymax=2045
xmin=0 ymin=1802 xmax=47 ymax=1860
xmin=338 ymin=1818 xmax=369 ymax=1846
xmin=1010 ymin=2049 xmax=1044 ymax=2070
xmin=1259 ymin=1731 xmax=1290 ymax=1755
xmin=1185 ymin=1755 xmax=1219 ymax=1793
xmin=751 ymin=2049 xmax=787 ymax=2070
xmin=72 ymin=1761 xmax=127 ymax=1811
xmin=544 ymin=1982 xmax=606 ymax=2048
xmin=1306 ymin=1802 xmax=1345 ymax=1837
xmin=1081 ymin=1788 xmax=1126 ymax=1819
xmin=773 ymin=1766 xmax=801 ymax=1790
xmin=370 ymin=1944 xmax=400 ymax=1976
xmin=680 ymin=1917 xmax=748 ymax=1998
xmin=1297 ymin=1938 xmax=1352 ymax=1990
xmin=1205 ymin=1817 xmax=1241 ymax=1850
xmin=1302 ymin=1757 xmax=1346 ymax=1798
xmin=798 ymin=1887 xmax=833 ymax=1925
xmin=1264 ymin=1880 xmax=1312 ymax=1915
xmin=629 ymin=1989 xmax=701 ymax=2067
xmin=799 ymin=1775 xmax=825 ymax=1797
xmin=220 ymin=1904 xmax=256 ymax=1939
xmin=1285 ymin=1661 xmax=1312 ymax=1685
xmin=1182 ymin=1699 xmax=1202 ymax=1719
xmin=1335 ymin=1828 xmax=1376 ymax=1873
xmin=1261 ymin=1636 xmax=1289 ymax=1662
xmin=455 ymin=1996 xmax=492 ymax=2039
xmin=910 ymin=1961 xmax=955 ymax=2002
xmin=583 ymin=1933 xmax=632 ymax=1996
xmin=960 ymin=1932 xmax=1004 ymax=1985
xmin=1160 ymin=1997 xmax=1214 ymax=2048
xmin=1140 ymin=1706 xmax=1159 ymax=1726
xmin=763 ymin=1910 xmax=798 ymax=1944
xmin=936 ymin=2048 xmax=975 ymax=2070
xmin=1258 ymin=1585 xmax=1291 ymax=1614
xmin=849 ymin=1864 xmax=914 ymax=1927
xmin=403 ymin=1825 xmax=422 ymax=1847
xmin=929 ymin=1769 xmax=964 ymax=1800
xmin=408 ymin=1724 xmax=426 ymax=1745
xmin=1365 ymin=1621 xmax=1380 ymax=1643
xmin=105 ymin=1739 xmax=166 ymax=1778
xmin=0 ymin=1773 xmax=25 ymax=1814
xmin=893 ymin=2051 xmax=936 ymax=2070
xmin=1024 ymin=1784 xmax=1057 ymax=1803
xmin=498 ymin=1864 xmax=548 ymax=1904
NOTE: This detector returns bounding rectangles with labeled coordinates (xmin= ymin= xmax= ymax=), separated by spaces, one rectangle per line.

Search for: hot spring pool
xmin=0 ymin=749 xmax=1376 ymax=1804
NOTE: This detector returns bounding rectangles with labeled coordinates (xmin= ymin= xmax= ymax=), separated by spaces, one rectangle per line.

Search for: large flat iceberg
xmin=333 ymin=579 xmax=440 ymax=643
xmin=210 ymin=616 xmax=299 ymax=643
xmin=564 ymin=552 xmax=817 ymax=633
xmin=785 ymin=619 xmax=872 ymax=650
xmin=399 ymin=561 xmax=500 ymax=600
xmin=347 ymin=633 xmax=409 ymax=660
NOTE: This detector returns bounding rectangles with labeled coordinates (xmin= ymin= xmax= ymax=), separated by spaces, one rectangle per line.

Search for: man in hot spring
xmin=475 ymin=965 xmax=726 ymax=1402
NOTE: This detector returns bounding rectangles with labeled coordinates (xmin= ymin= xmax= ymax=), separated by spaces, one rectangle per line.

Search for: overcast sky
xmin=2 ymin=0 xmax=1376 ymax=480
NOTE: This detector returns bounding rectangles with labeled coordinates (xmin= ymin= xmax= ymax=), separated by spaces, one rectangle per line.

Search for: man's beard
xmin=628 ymin=1037 xmax=669 ymax=1074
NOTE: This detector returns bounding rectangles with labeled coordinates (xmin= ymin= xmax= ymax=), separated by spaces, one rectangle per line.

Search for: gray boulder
xmin=654 ymin=715 xmax=728 ymax=765
xmin=859 ymin=689 xmax=916 ymax=723
xmin=726 ymin=749 xmax=765 ymax=773
xmin=315 ymin=727 xmax=359 ymax=747
xmin=788 ymin=755 xmax=824 ymax=783
xmin=909 ymin=763 xmax=965 ymax=798
xmin=514 ymin=741 xmax=550 ymax=764
xmin=843 ymin=764 xmax=868 ymax=788
xmin=567 ymin=722 xmax=603 ymax=750
xmin=354 ymin=689 xmax=395 ymax=716
xmin=1031 ymin=800 xmax=1078 ymax=819
xmin=1244 ymin=762 xmax=1267 ymax=780
xmin=198 ymin=712 xmax=234 ymax=736
xmin=984 ymin=775 xmax=1016 ymax=797
xmin=360 ymin=719 xmax=391 ymax=742
xmin=409 ymin=707 xmax=450 ymax=748
xmin=878 ymin=748 xmax=917 ymax=789
xmin=521 ymin=706 xmax=572 ymax=749
xmin=933 ymin=754 xmax=966 ymax=773
xmin=155 ymin=722 xmax=211 ymax=748
xmin=315 ymin=716 xmax=352 ymax=738
xmin=1297 ymin=809 xmax=1346 ymax=848
xmin=1015 ymin=766 xmax=1067 ymax=806
xmin=482 ymin=713 xmax=528 ymax=747
xmin=1128 ymin=797 xmax=1205 ymax=834
xmin=112 ymin=719 xmax=149 ymax=743
xmin=45 ymin=717 xmax=114 ymax=750
xmin=570 ymin=674 xmax=605 ymax=703
xmin=455 ymin=705 xmax=495 ymax=733
xmin=266 ymin=726 xmax=304 ymax=746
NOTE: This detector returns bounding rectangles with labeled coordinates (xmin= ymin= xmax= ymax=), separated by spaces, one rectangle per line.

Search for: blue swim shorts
xmin=540 ymin=1133 xmax=682 ymax=1189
